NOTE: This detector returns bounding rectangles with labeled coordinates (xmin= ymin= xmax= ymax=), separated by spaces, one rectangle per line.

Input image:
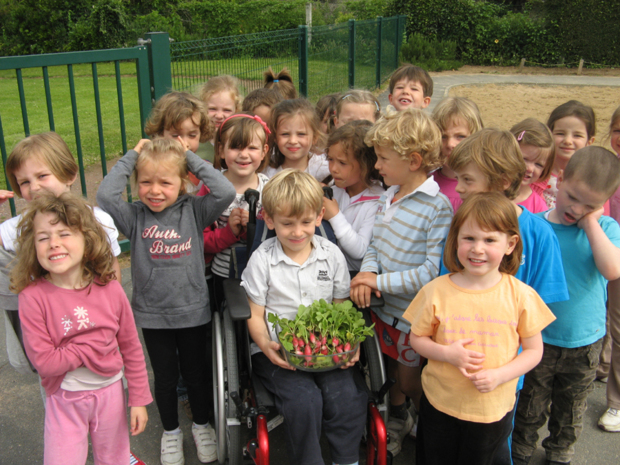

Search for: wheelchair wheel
xmin=360 ymin=309 xmax=389 ymax=424
xmin=213 ymin=306 xmax=243 ymax=465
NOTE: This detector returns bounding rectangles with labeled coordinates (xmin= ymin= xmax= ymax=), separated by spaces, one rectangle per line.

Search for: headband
xmin=219 ymin=114 xmax=272 ymax=136
xmin=341 ymin=93 xmax=381 ymax=112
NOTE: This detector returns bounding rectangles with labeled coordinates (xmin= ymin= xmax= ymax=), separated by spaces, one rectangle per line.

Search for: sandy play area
xmin=448 ymin=84 xmax=620 ymax=146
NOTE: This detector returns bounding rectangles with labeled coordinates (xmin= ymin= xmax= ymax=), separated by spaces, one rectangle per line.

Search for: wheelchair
xmin=211 ymin=188 xmax=392 ymax=465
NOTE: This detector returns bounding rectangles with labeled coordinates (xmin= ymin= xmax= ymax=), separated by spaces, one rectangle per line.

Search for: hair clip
xmin=273 ymin=79 xmax=279 ymax=83
xmin=517 ymin=130 xmax=526 ymax=141
xmin=219 ymin=114 xmax=272 ymax=136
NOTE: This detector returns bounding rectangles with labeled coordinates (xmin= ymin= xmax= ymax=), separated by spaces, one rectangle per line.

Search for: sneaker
xmin=192 ymin=423 xmax=217 ymax=463
xmin=598 ymin=408 xmax=620 ymax=432
xmin=386 ymin=411 xmax=414 ymax=456
xmin=161 ymin=430 xmax=184 ymax=465
xmin=181 ymin=398 xmax=193 ymax=420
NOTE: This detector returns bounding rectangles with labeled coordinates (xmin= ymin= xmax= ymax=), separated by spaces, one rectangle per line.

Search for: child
xmin=387 ymin=64 xmax=433 ymax=112
xmin=241 ymin=169 xmax=365 ymax=465
xmin=600 ymin=106 xmax=620 ymax=432
xmin=431 ymin=97 xmax=484 ymax=212
xmin=316 ymin=92 xmax=341 ymax=134
xmin=350 ymin=109 xmax=452 ymax=456
xmin=96 ymin=138 xmax=236 ymax=465
xmin=333 ymin=90 xmax=381 ymax=129
xmin=512 ymin=147 xmax=620 ymax=465
xmin=535 ymin=100 xmax=595 ymax=209
xmin=323 ymin=120 xmax=384 ymax=271
xmin=11 ymin=193 xmax=153 ymax=464
xmin=264 ymin=98 xmax=330 ymax=182
xmin=264 ymin=66 xmax=297 ymax=100
xmin=404 ymin=192 xmax=555 ymax=465
xmin=241 ymin=87 xmax=283 ymax=127
xmin=206 ymin=114 xmax=270 ymax=306
xmin=510 ymin=118 xmax=555 ymax=214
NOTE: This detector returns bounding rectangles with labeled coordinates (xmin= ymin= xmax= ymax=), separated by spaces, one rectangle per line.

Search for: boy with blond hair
xmin=241 ymin=169 xmax=366 ymax=465
xmin=387 ymin=64 xmax=433 ymax=112
xmin=512 ymin=147 xmax=620 ymax=465
xmin=351 ymin=109 xmax=452 ymax=455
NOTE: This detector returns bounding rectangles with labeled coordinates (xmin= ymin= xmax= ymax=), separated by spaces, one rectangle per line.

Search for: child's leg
xmin=606 ymin=278 xmax=620 ymax=410
xmin=316 ymin=368 xmax=367 ymax=465
xmin=542 ymin=340 xmax=602 ymax=463
xmin=177 ymin=323 xmax=211 ymax=425
xmin=252 ymin=353 xmax=325 ymax=465
xmin=396 ymin=362 xmax=423 ymax=410
xmin=89 ymin=380 xmax=130 ymax=465
xmin=44 ymin=390 xmax=90 ymax=465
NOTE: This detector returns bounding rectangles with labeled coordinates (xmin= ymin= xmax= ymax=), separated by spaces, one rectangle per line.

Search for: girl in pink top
xmin=511 ymin=118 xmax=555 ymax=214
xmin=12 ymin=193 xmax=152 ymax=465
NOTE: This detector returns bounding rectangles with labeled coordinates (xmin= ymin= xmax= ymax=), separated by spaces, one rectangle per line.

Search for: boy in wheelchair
xmin=240 ymin=169 xmax=368 ymax=465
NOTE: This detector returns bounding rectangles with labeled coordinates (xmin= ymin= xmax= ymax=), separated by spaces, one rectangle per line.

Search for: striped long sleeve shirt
xmin=361 ymin=177 xmax=453 ymax=333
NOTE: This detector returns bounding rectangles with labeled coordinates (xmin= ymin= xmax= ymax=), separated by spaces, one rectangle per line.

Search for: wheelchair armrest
xmin=349 ymin=271 xmax=385 ymax=308
xmin=222 ymin=278 xmax=252 ymax=321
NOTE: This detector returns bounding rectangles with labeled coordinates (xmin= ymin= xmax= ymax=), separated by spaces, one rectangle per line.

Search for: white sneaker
xmin=192 ymin=423 xmax=217 ymax=463
xmin=386 ymin=411 xmax=414 ymax=456
xmin=161 ymin=430 xmax=184 ymax=465
xmin=598 ymin=408 xmax=620 ymax=432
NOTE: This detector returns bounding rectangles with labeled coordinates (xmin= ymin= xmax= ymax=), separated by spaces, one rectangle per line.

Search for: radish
xmin=309 ymin=333 xmax=316 ymax=345
xmin=321 ymin=335 xmax=327 ymax=345
xmin=332 ymin=355 xmax=340 ymax=363
xmin=295 ymin=349 xmax=303 ymax=356
xmin=304 ymin=344 xmax=313 ymax=362
xmin=320 ymin=345 xmax=328 ymax=355
xmin=298 ymin=338 xmax=305 ymax=348
xmin=293 ymin=337 xmax=299 ymax=348
xmin=331 ymin=337 xmax=340 ymax=347
xmin=336 ymin=345 xmax=343 ymax=354
xmin=344 ymin=342 xmax=351 ymax=352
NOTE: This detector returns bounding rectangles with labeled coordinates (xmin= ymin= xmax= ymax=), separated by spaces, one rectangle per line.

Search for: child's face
xmin=13 ymin=156 xmax=75 ymax=202
xmin=334 ymin=102 xmax=376 ymax=128
xmin=457 ymin=218 xmax=517 ymax=281
xmin=520 ymin=144 xmax=547 ymax=186
xmin=276 ymin=114 xmax=313 ymax=163
xmin=327 ymin=142 xmax=365 ymax=196
xmin=374 ymin=145 xmax=412 ymax=187
xmin=207 ymin=91 xmax=236 ymax=130
xmin=253 ymin=105 xmax=273 ymax=128
xmin=34 ymin=212 xmax=85 ymax=288
xmin=221 ymin=130 xmax=268 ymax=180
xmin=162 ymin=113 xmax=201 ymax=153
xmin=552 ymin=116 xmax=594 ymax=168
xmin=265 ymin=207 xmax=324 ymax=258
xmin=137 ymin=159 xmax=182 ymax=212
xmin=441 ymin=118 xmax=471 ymax=161
xmin=389 ymin=79 xmax=430 ymax=111
xmin=610 ymin=121 xmax=620 ymax=156
xmin=454 ymin=163 xmax=491 ymax=201
xmin=553 ymin=175 xmax=608 ymax=226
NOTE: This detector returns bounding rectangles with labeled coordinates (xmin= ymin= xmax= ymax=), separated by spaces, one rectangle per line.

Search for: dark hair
xmin=145 ymin=91 xmax=211 ymax=143
xmin=327 ymin=120 xmax=380 ymax=187
xmin=547 ymin=100 xmax=596 ymax=139
xmin=389 ymin=64 xmax=433 ymax=97
xmin=510 ymin=118 xmax=555 ymax=183
xmin=264 ymin=67 xmax=297 ymax=100
xmin=242 ymin=88 xmax=283 ymax=113
xmin=315 ymin=93 xmax=341 ymax=133
xmin=563 ymin=146 xmax=620 ymax=198
xmin=214 ymin=114 xmax=270 ymax=172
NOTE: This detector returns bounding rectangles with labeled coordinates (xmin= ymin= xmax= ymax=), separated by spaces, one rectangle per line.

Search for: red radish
xmin=332 ymin=355 xmax=340 ymax=363
xmin=332 ymin=337 xmax=340 ymax=347
xmin=344 ymin=342 xmax=351 ymax=352
xmin=321 ymin=336 xmax=327 ymax=345
xmin=314 ymin=345 xmax=320 ymax=354
xmin=304 ymin=344 xmax=313 ymax=362
xmin=336 ymin=346 xmax=343 ymax=354
xmin=298 ymin=339 xmax=305 ymax=348
xmin=293 ymin=337 xmax=299 ymax=348
xmin=320 ymin=345 xmax=328 ymax=355
xmin=295 ymin=349 xmax=303 ymax=356
xmin=309 ymin=333 xmax=316 ymax=345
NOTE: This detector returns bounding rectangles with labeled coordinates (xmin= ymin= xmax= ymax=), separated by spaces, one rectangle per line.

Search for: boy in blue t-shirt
xmin=512 ymin=147 xmax=620 ymax=465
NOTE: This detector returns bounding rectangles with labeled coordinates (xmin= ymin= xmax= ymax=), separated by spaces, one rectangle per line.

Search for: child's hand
xmin=322 ymin=197 xmax=340 ymax=221
xmin=340 ymin=344 xmax=360 ymax=370
xmin=239 ymin=209 xmax=249 ymax=228
xmin=263 ymin=340 xmax=295 ymax=371
xmin=0 ymin=190 xmax=14 ymax=205
xmin=176 ymin=135 xmax=191 ymax=152
xmin=577 ymin=206 xmax=604 ymax=231
xmin=445 ymin=338 xmax=485 ymax=376
xmin=133 ymin=139 xmax=150 ymax=154
xmin=350 ymin=272 xmax=380 ymax=308
xmin=130 ymin=406 xmax=148 ymax=435
xmin=229 ymin=208 xmax=246 ymax=237
xmin=469 ymin=368 xmax=502 ymax=393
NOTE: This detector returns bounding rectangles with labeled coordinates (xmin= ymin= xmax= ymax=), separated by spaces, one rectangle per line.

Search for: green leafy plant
xmin=400 ymin=33 xmax=462 ymax=71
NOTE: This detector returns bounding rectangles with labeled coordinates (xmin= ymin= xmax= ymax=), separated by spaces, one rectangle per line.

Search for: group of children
xmin=2 ymin=62 xmax=620 ymax=465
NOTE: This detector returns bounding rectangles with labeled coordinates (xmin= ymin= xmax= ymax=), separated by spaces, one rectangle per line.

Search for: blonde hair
xmin=547 ymin=100 xmax=596 ymax=139
xmin=7 ymin=132 xmax=78 ymax=198
xmin=431 ymin=97 xmax=484 ymax=134
xmin=389 ymin=64 xmax=433 ymax=97
xmin=315 ymin=93 xmax=341 ymax=133
xmin=443 ymin=192 xmax=522 ymax=276
xmin=10 ymin=193 xmax=116 ymax=293
xmin=270 ymin=99 xmax=325 ymax=169
xmin=145 ymin=92 xmax=211 ymax=143
xmin=264 ymin=67 xmax=297 ymax=100
xmin=262 ymin=169 xmax=323 ymax=218
xmin=214 ymin=114 xmax=270 ymax=172
xmin=563 ymin=146 xmax=620 ymax=198
xmin=510 ymin=118 xmax=555 ymax=183
xmin=448 ymin=128 xmax=525 ymax=200
xmin=199 ymin=75 xmax=242 ymax=113
xmin=133 ymin=139 xmax=189 ymax=195
xmin=364 ymin=109 xmax=443 ymax=173
xmin=336 ymin=90 xmax=381 ymax=123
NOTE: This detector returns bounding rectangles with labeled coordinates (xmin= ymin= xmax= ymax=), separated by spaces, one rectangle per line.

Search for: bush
xmin=400 ymin=33 xmax=462 ymax=71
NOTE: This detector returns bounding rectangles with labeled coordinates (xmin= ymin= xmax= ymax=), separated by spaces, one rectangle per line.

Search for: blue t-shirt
xmin=539 ymin=213 xmax=620 ymax=348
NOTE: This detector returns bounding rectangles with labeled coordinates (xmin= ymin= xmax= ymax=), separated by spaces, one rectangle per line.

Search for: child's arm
xmin=203 ymin=208 xmax=246 ymax=254
xmin=130 ymin=407 xmax=148 ymax=436
xmin=579 ymin=208 xmax=620 ymax=280
xmin=324 ymin=197 xmax=377 ymax=261
xmin=409 ymin=334 xmax=486 ymax=377
xmin=468 ymin=333 xmax=543 ymax=393
xmin=247 ymin=298 xmax=295 ymax=370
xmin=0 ymin=190 xmax=14 ymax=248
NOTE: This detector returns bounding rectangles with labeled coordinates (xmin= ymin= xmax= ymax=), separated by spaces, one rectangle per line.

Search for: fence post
xmin=144 ymin=32 xmax=173 ymax=104
xmin=376 ymin=17 xmax=383 ymax=88
xmin=394 ymin=16 xmax=401 ymax=69
xmin=298 ymin=26 xmax=309 ymax=98
xmin=348 ymin=20 xmax=356 ymax=89
xmin=578 ymin=58 xmax=584 ymax=74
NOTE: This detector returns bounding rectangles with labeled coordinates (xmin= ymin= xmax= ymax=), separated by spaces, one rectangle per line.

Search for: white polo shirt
xmin=241 ymin=235 xmax=350 ymax=355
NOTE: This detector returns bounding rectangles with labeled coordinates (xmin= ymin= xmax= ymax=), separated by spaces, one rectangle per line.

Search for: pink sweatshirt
xmin=18 ymin=278 xmax=152 ymax=407
xmin=518 ymin=190 xmax=548 ymax=214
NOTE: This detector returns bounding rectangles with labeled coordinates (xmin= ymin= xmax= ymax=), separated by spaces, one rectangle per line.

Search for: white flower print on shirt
xmin=74 ymin=306 xmax=90 ymax=330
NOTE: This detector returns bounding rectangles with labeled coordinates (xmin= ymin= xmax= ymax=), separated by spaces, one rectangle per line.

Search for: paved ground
xmin=2 ymin=73 xmax=620 ymax=464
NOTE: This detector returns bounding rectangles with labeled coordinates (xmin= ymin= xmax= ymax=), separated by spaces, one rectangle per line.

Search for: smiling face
xmin=611 ymin=120 xmax=620 ymax=156
xmin=13 ymin=156 xmax=75 ymax=202
xmin=334 ymin=102 xmax=377 ymax=128
xmin=265 ymin=208 xmax=323 ymax=258
xmin=389 ymin=79 xmax=430 ymax=111
xmin=551 ymin=175 xmax=608 ymax=226
xmin=137 ymin=159 xmax=183 ymax=212
xmin=275 ymin=114 xmax=314 ymax=165
xmin=441 ymin=118 xmax=471 ymax=162
xmin=220 ymin=129 xmax=268 ymax=181
xmin=34 ymin=212 xmax=85 ymax=288
xmin=162 ymin=114 xmax=201 ymax=153
xmin=327 ymin=142 xmax=365 ymax=197
xmin=520 ymin=144 xmax=548 ymax=186
xmin=552 ymin=116 xmax=594 ymax=170
xmin=207 ymin=91 xmax=236 ymax=130
xmin=454 ymin=163 xmax=491 ymax=200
